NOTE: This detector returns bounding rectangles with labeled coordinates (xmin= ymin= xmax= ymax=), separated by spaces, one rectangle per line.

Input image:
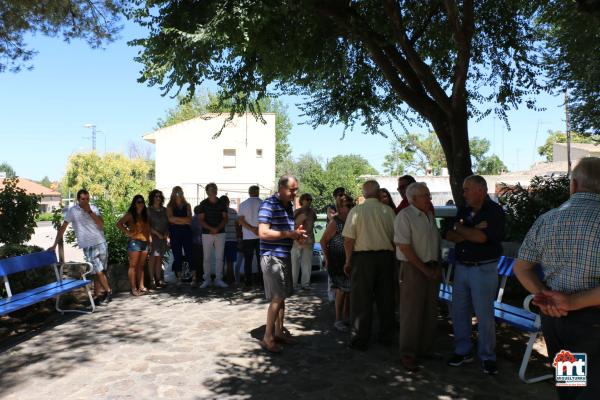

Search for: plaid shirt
xmin=518 ymin=192 xmax=600 ymax=294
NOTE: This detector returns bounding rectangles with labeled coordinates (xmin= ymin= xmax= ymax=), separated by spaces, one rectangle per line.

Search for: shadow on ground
xmin=0 ymin=271 xmax=557 ymax=399
xmin=199 ymin=272 xmax=556 ymax=400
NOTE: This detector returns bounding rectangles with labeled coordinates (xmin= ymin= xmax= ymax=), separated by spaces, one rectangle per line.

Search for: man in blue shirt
xmin=446 ymin=175 xmax=505 ymax=375
xmin=258 ymin=175 xmax=306 ymax=353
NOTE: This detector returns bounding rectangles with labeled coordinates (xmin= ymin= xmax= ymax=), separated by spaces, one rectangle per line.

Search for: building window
xmin=256 ymin=149 xmax=263 ymax=158
xmin=223 ymin=149 xmax=236 ymax=168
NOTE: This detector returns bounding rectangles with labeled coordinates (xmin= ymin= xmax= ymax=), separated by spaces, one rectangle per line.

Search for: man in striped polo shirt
xmin=258 ymin=175 xmax=307 ymax=353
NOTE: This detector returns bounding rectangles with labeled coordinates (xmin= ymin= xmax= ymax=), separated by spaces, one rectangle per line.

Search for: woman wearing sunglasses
xmin=117 ymin=194 xmax=151 ymax=296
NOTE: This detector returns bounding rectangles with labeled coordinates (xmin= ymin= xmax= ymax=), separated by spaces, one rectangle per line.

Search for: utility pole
xmin=84 ymin=124 xmax=97 ymax=151
xmin=565 ymin=90 xmax=572 ymax=176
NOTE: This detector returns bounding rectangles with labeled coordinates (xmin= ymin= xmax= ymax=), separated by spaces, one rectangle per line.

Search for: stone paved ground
xmin=0 ymin=272 xmax=557 ymax=400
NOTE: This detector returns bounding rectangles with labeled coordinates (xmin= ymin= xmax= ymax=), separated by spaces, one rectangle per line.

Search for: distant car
xmin=434 ymin=205 xmax=457 ymax=261
xmin=312 ymin=243 xmax=324 ymax=271
xmin=434 ymin=205 xmax=458 ymax=218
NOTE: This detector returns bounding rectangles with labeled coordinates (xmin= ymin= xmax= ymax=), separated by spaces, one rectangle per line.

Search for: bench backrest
xmin=497 ymin=256 xmax=516 ymax=276
xmin=0 ymin=251 xmax=58 ymax=277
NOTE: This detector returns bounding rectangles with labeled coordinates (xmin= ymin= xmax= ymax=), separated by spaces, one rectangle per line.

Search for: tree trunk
xmin=431 ymin=114 xmax=473 ymax=208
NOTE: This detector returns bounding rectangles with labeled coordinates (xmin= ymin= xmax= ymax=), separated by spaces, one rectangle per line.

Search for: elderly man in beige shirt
xmin=343 ymin=180 xmax=396 ymax=350
xmin=395 ymin=182 xmax=442 ymax=370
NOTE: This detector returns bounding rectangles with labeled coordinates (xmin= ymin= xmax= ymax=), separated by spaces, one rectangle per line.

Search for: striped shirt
xmin=258 ymin=194 xmax=295 ymax=258
xmin=518 ymin=192 xmax=600 ymax=294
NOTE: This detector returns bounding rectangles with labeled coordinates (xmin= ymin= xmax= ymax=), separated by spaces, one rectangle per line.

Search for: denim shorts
xmin=128 ymin=239 xmax=149 ymax=252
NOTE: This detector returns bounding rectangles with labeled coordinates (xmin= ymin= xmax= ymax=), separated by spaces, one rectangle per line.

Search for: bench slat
xmin=0 ymin=280 xmax=91 ymax=316
xmin=0 ymin=251 xmax=58 ymax=277
xmin=497 ymin=256 xmax=516 ymax=277
xmin=494 ymin=302 xmax=538 ymax=321
xmin=439 ymin=283 xmax=453 ymax=303
xmin=0 ymin=279 xmax=87 ymax=306
xmin=494 ymin=302 xmax=539 ymax=332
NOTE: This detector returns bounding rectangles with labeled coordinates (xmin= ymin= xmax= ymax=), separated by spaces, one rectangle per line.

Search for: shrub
xmin=499 ymin=175 xmax=570 ymax=241
xmin=95 ymin=198 xmax=129 ymax=265
xmin=0 ymin=178 xmax=40 ymax=245
xmin=36 ymin=212 xmax=54 ymax=222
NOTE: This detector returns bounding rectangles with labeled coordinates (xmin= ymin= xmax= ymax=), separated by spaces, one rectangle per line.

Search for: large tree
xmin=129 ymin=1 xmax=595 ymax=205
xmin=1 ymin=0 xmax=125 ymax=73
xmin=382 ymin=132 xmax=506 ymax=175
xmin=280 ymin=153 xmax=377 ymax=211
xmin=0 ymin=162 xmax=16 ymax=178
xmin=157 ymin=92 xmax=292 ymax=176
xmin=61 ymin=152 xmax=154 ymax=205
xmin=540 ymin=1 xmax=600 ymax=135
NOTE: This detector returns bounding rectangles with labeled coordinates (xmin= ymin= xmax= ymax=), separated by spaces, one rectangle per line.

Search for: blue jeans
xmin=452 ymin=261 xmax=498 ymax=361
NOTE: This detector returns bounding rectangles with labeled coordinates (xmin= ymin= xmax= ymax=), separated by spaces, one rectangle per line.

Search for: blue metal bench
xmin=438 ymin=254 xmax=552 ymax=383
xmin=0 ymin=250 xmax=95 ymax=316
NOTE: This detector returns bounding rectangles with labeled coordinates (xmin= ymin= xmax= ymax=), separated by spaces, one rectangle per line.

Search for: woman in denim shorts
xmin=117 ymin=194 xmax=151 ymax=296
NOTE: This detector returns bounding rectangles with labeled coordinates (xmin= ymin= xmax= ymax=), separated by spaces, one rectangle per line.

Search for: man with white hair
xmin=514 ymin=157 xmax=600 ymax=400
xmin=394 ymin=182 xmax=442 ymax=371
xmin=343 ymin=180 xmax=396 ymax=350
xmin=446 ymin=175 xmax=505 ymax=375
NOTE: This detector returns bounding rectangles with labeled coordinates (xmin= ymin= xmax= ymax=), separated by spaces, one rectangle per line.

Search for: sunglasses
xmin=136 ymin=200 xmax=145 ymax=204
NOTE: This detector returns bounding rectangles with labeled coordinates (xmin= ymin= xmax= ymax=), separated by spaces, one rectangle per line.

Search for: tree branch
xmin=409 ymin=1 xmax=443 ymax=45
xmin=383 ymin=0 xmax=453 ymax=116
xmin=316 ymin=3 xmax=440 ymax=120
xmin=444 ymin=0 xmax=474 ymax=110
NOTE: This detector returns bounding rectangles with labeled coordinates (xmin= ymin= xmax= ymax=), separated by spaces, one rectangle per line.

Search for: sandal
xmin=259 ymin=340 xmax=282 ymax=353
xmin=131 ymin=289 xmax=141 ymax=296
xmin=139 ymin=287 xmax=149 ymax=293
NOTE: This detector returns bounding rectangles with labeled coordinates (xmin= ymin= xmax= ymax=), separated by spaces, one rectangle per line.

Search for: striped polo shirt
xmin=258 ymin=194 xmax=295 ymax=258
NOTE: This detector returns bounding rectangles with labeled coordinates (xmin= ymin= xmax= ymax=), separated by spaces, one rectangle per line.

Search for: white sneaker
xmin=214 ymin=279 xmax=229 ymax=288
xmin=200 ymin=280 xmax=211 ymax=289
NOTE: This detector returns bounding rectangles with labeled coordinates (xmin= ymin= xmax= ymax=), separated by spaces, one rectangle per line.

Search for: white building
xmin=143 ymin=113 xmax=276 ymax=208
xmin=553 ymin=142 xmax=600 ymax=163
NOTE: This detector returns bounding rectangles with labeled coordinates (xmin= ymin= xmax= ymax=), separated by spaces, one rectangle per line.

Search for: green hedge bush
xmin=499 ymin=175 xmax=570 ymax=241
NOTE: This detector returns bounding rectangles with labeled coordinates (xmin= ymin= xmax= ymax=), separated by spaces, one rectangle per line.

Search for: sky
xmin=0 ymin=22 xmax=567 ymax=182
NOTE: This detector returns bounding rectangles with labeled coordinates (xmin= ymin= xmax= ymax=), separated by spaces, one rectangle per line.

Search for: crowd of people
xmin=50 ymin=157 xmax=600 ymax=399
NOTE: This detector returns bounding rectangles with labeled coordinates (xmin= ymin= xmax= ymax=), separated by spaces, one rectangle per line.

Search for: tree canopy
xmin=280 ymin=154 xmax=378 ymax=211
xmin=61 ymin=152 xmax=154 ymax=205
xmin=382 ymin=132 xmax=506 ymax=175
xmin=157 ymin=92 xmax=292 ymax=176
xmin=0 ymin=162 xmax=16 ymax=178
xmin=540 ymin=1 xmax=600 ymax=135
xmin=38 ymin=176 xmax=52 ymax=188
xmin=1 ymin=0 xmax=125 ymax=73
xmin=129 ymin=0 xmax=598 ymax=204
